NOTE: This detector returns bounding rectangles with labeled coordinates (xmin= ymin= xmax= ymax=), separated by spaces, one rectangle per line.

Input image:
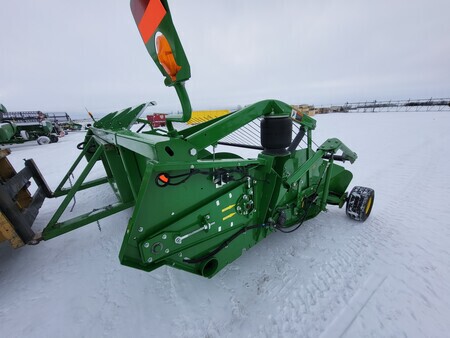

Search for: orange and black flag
xmin=130 ymin=0 xmax=191 ymax=86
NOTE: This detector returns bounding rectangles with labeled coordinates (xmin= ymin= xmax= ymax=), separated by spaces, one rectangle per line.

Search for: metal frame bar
xmin=43 ymin=201 xmax=134 ymax=240
xmin=53 ymin=137 xmax=110 ymax=198
xmin=46 ymin=145 xmax=104 ymax=227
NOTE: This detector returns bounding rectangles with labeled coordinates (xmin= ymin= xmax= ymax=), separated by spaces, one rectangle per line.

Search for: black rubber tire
xmin=37 ymin=136 xmax=51 ymax=145
xmin=346 ymin=186 xmax=374 ymax=222
xmin=49 ymin=134 xmax=59 ymax=143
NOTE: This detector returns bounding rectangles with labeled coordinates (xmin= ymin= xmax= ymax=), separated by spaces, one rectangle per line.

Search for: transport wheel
xmin=346 ymin=186 xmax=374 ymax=222
xmin=37 ymin=136 xmax=51 ymax=145
xmin=49 ymin=134 xmax=59 ymax=143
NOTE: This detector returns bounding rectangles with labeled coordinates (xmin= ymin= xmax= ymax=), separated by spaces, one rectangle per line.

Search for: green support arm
xmin=285 ymin=138 xmax=357 ymax=187
xmin=318 ymin=138 xmax=358 ymax=163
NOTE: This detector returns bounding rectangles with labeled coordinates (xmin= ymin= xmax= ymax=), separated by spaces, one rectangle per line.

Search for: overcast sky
xmin=1 ymin=0 xmax=449 ymax=117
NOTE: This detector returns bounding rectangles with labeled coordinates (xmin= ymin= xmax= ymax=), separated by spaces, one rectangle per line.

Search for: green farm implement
xmin=0 ymin=0 xmax=374 ymax=278
xmin=0 ymin=106 xmax=60 ymax=145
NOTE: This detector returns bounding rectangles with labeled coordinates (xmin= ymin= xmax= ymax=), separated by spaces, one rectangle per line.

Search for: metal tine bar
xmin=247 ymin=119 xmax=261 ymax=136
xmin=226 ymin=132 xmax=252 ymax=146
xmin=224 ymin=126 xmax=255 ymax=144
xmin=236 ymin=124 xmax=260 ymax=144
xmin=233 ymin=127 xmax=259 ymax=145
xmin=232 ymin=122 xmax=260 ymax=145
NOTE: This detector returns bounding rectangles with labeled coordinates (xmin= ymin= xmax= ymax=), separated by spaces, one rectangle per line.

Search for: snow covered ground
xmin=1 ymin=110 xmax=450 ymax=337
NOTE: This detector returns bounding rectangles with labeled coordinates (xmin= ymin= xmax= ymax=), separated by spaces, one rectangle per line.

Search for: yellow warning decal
xmin=222 ymin=212 xmax=236 ymax=221
xmin=221 ymin=204 xmax=235 ymax=213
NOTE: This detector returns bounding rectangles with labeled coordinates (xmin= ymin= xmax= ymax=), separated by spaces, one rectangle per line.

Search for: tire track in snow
xmin=246 ymin=132 xmax=438 ymax=337
xmin=318 ymin=128 xmax=449 ymax=337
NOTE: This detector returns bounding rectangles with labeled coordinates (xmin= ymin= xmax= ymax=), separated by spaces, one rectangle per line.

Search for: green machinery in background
xmin=0 ymin=106 xmax=16 ymax=144
xmin=0 ymin=105 xmax=59 ymax=145
xmin=46 ymin=112 xmax=83 ymax=131
xmin=2 ymin=0 xmax=374 ymax=278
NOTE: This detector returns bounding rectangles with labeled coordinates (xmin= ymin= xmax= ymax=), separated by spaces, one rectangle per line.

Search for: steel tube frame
xmin=45 ymin=145 xmax=105 ymax=233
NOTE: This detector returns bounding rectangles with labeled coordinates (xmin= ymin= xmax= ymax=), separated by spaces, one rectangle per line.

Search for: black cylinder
xmin=260 ymin=116 xmax=292 ymax=155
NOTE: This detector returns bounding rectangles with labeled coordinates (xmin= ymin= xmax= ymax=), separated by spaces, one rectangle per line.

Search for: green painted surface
xmin=0 ymin=122 xmax=17 ymax=143
xmin=41 ymin=0 xmax=361 ymax=278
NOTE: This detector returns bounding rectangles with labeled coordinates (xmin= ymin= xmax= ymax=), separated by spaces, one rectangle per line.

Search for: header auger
xmin=0 ymin=0 xmax=374 ymax=278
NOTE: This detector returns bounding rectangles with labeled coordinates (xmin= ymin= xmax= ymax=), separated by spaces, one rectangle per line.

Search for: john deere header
xmin=1 ymin=0 xmax=374 ymax=279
